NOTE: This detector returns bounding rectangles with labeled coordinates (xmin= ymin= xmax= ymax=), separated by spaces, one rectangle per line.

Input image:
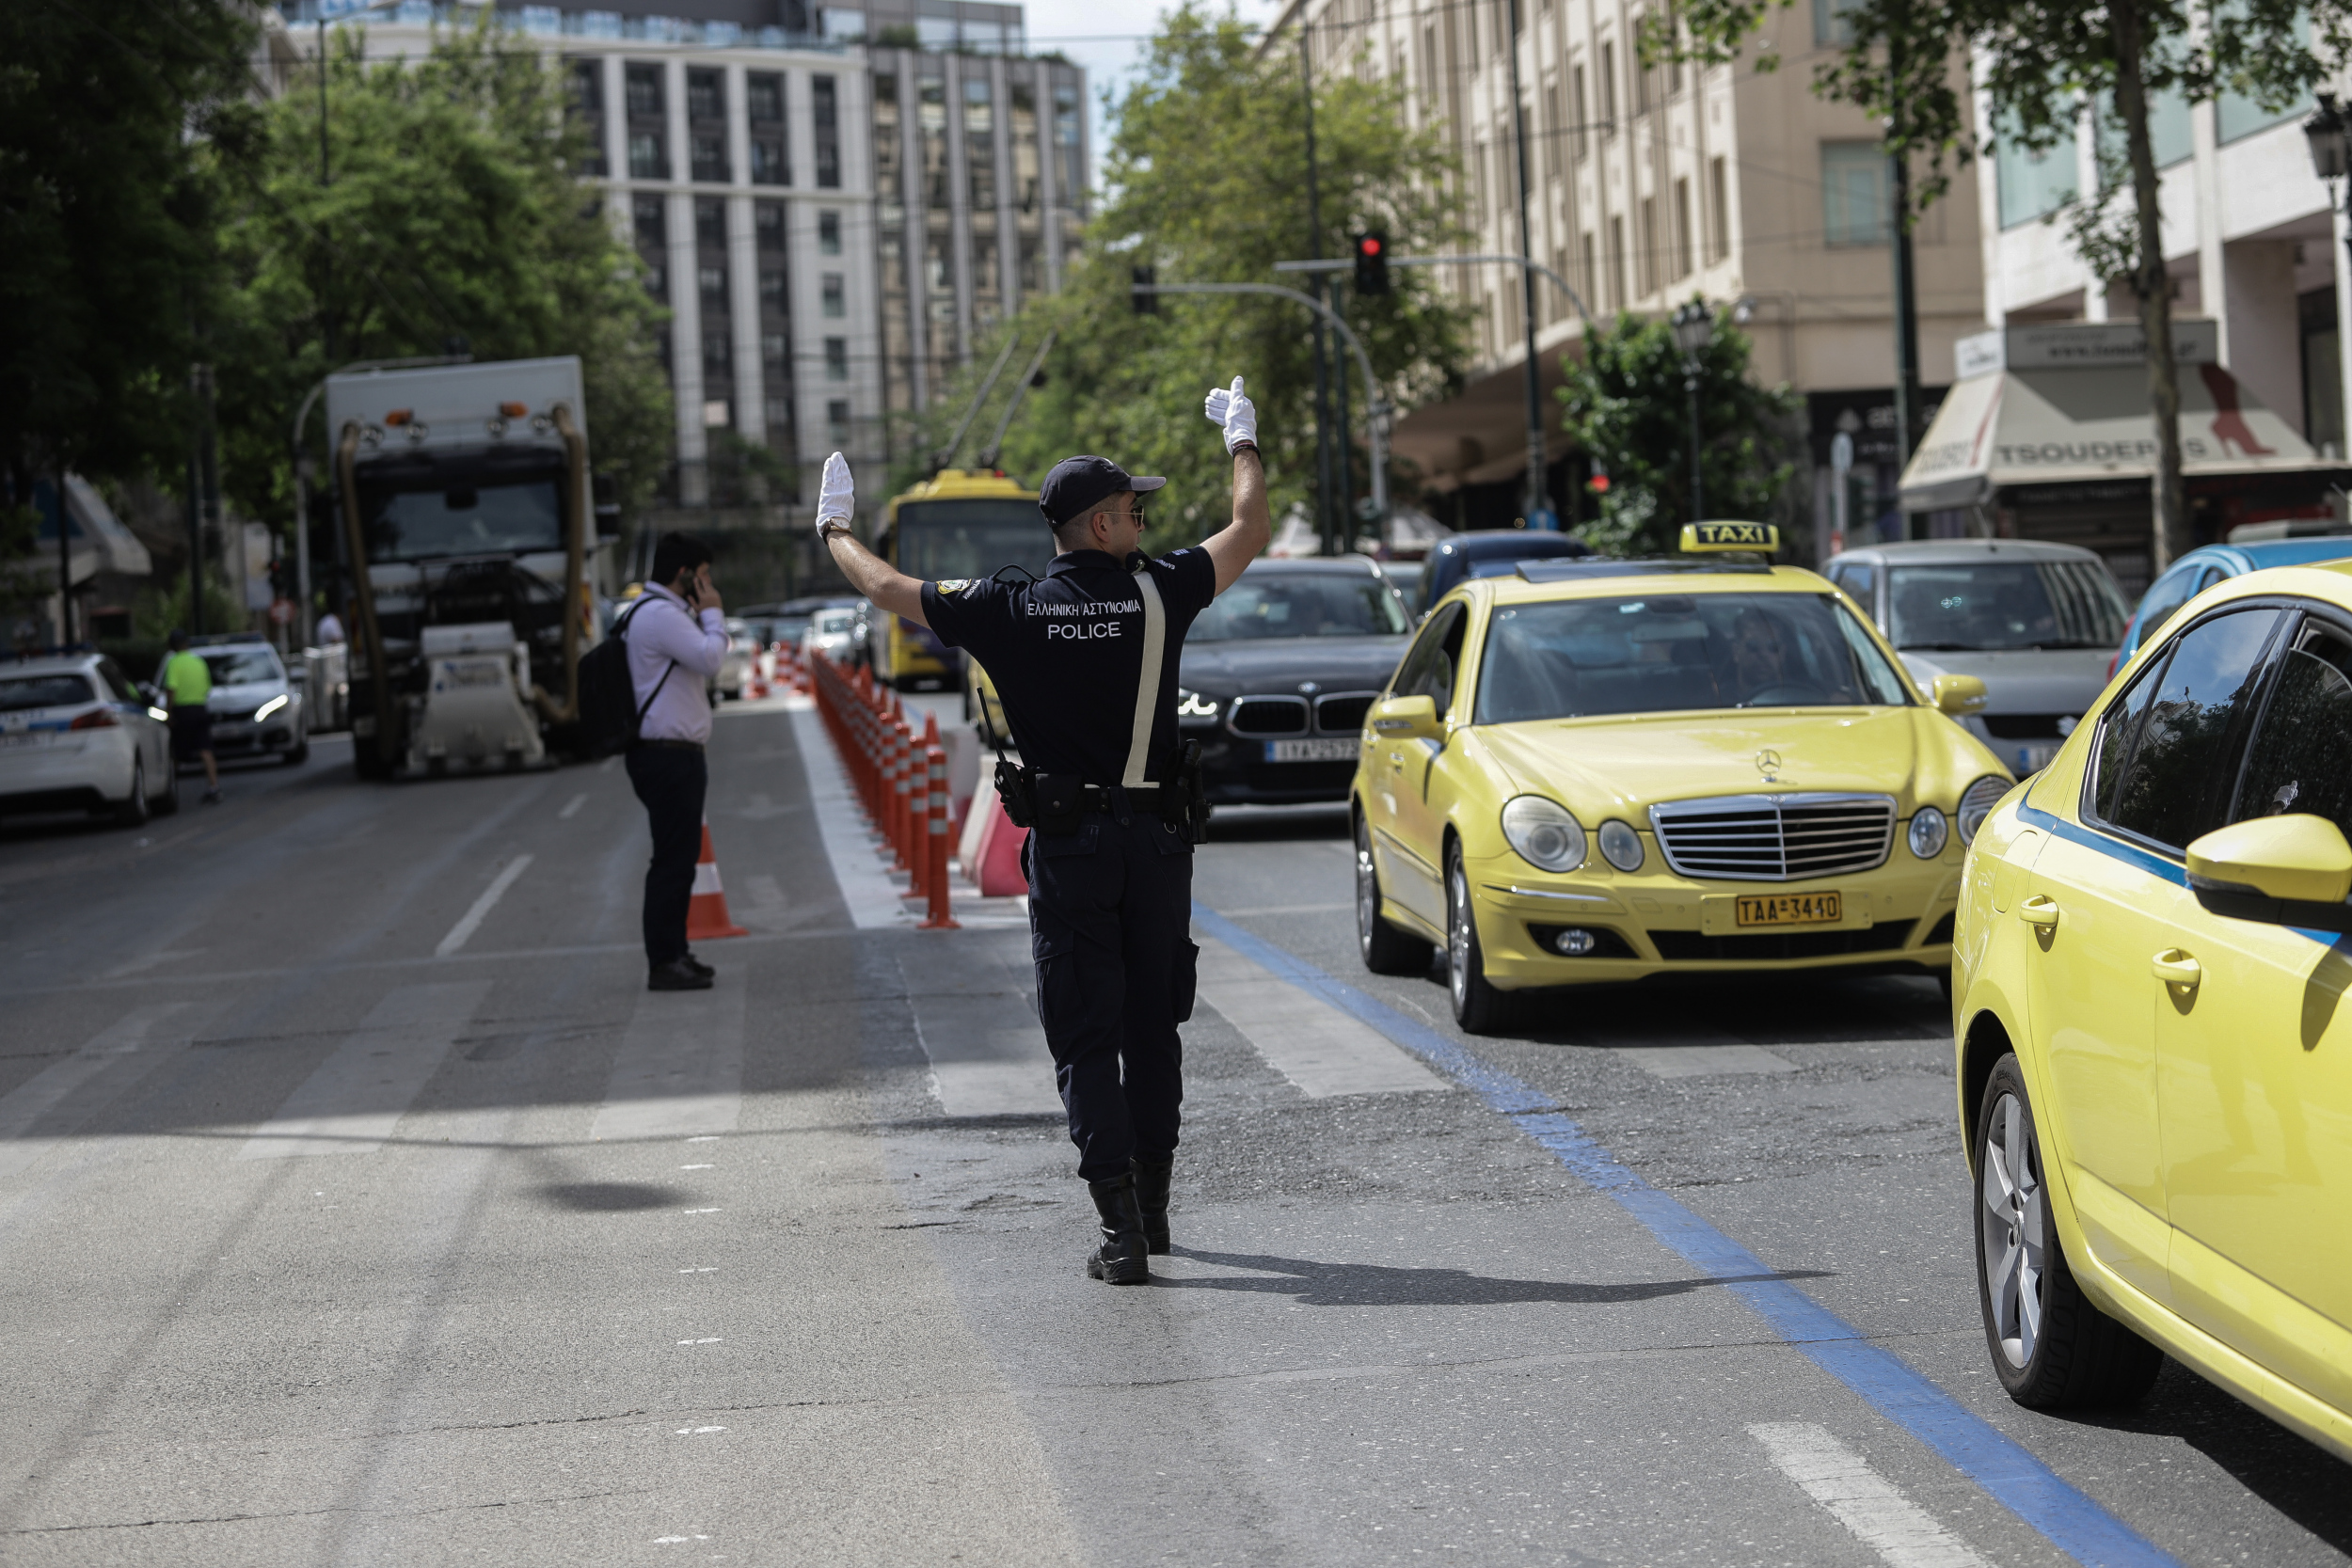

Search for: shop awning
xmin=1899 ymin=335 xmax=2348 ymax=513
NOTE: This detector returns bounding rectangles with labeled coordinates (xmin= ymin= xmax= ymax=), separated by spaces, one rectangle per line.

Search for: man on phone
xmin=627 ymin=532 xmax=729 ymax=991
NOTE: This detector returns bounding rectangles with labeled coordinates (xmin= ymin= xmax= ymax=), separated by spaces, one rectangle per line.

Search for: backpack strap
xmin=618 ymin=598 xmax=678 ymax=733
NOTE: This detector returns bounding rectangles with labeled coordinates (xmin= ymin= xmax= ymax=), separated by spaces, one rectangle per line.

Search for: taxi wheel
xmin=1975 ymin=1054 xmax=2163 ymax=1409
xmin=1356 ymin=813 xmax=1432 ymax=975
xmin=1445 ymin=842 xmax=1514 ymax=1034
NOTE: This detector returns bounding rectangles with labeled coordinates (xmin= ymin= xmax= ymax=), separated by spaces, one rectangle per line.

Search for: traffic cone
xmin=970 ymin=793 xmax=1029 ymax=896
xmin=687 ymin=816 xmax=750 ymax=940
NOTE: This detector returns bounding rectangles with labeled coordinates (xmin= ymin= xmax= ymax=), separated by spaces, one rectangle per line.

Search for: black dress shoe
xmin=682 ymin=951 xmax=716 ymax=979
xmin=1084 ymin=1174 xmax=1150 ymax=1284
xmin=648 ymin=958 xmax=714 ymax=991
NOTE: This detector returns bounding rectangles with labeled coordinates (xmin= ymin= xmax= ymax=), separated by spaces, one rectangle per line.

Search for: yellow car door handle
xmin=2018 ymin=895 xmax=2060 ymax=928
xmin=2151 ymin=949 xmax=2202 ymax=987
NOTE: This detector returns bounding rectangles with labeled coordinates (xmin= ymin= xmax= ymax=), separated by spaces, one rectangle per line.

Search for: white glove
xmin=815 ymin=451 xmax=853 ymax=535
xmin=1202 ymin=376 xmax=1258 ymax=453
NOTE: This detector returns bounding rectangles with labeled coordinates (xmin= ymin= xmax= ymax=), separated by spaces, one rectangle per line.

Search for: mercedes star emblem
xmin=1756 ymin=749 xmax=1783 ymax=778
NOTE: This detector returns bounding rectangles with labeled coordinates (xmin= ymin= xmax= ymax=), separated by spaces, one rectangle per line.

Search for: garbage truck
xmin=326 ymin=357 xmax=597 ymax=779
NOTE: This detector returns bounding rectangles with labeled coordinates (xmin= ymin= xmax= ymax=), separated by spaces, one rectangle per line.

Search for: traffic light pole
xmin=1278 ymin=253 xmax=1596 ymax=326
xmin=1130 ymin=280 xmax=1389 ymax=528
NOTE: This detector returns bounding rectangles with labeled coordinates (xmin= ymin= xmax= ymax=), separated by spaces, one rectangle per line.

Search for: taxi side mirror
xmin=1371 ymin=693 xmax=1443 ymax=740
xmin=1931 ymin=674 xmax=1989 ymax=718
xmin=2186 ymin=815 xmax=2352 ymax=931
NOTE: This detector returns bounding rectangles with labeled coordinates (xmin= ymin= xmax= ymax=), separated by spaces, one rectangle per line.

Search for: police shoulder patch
xmin=934 ymin=578 xmax=976 ymax=595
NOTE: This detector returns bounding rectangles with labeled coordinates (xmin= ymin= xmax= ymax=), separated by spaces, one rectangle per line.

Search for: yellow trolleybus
xmin=866 ymin=468 xmax=1056 ymax=690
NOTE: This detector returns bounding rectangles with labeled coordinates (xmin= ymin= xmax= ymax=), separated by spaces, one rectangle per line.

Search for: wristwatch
xmin=818 ymin=518 xmax=852 ymax=539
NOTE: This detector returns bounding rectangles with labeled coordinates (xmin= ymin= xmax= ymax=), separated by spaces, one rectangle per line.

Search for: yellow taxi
xmin=1954 ymin=562 xmax=2352 ymax=1461
xmin=1354 ymin=523 xmax=2014 ymax=1032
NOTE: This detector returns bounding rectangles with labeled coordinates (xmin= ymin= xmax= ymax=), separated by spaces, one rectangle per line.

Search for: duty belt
xmin=1078 ymin=783 xmax=1176 ymax=814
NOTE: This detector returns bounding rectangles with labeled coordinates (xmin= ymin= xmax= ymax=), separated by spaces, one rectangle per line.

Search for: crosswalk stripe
xmin=591 ymin=980 xmax=747 ymax=1142
xmin=1616 ymin=1043 xmax=1797 ymax=1077
xmin=239 ymin=982 xmax=490 ymax=1159
xmin=1194 ymin=937 xmax=1446 ymax=1098
xmin=903 ymin=935 xmax=1060 ymax=1118
xmin=1749 ymin=1422 xmax=1990 ymax=1568
xmin=0 ymin=1004 xmax=195 ymax=1185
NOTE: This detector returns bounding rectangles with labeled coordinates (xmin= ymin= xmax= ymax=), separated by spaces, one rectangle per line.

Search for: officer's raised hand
xmin=1202 ymin=376 xmax=1258 ymax=454
xmin=814 ymin=451 xmax=854 ymax=539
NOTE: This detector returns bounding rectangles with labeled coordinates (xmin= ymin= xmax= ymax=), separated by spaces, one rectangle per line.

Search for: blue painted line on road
xmin=1193 ymin=900 xmax=2182 ymax=1568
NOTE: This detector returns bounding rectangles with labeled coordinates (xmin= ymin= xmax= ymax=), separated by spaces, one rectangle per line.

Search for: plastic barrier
xmin=807 ymin=650 xmax=985 ymax=923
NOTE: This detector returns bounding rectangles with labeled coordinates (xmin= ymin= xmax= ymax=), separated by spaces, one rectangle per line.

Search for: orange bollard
xmin=891 ymin=719 xmax=915 ymax=871
xmin=918 ymin=744 xmax=959 ymax=928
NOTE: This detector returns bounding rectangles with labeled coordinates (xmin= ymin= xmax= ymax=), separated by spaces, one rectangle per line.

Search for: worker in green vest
xmin=162 ymin=631 xmax=222 ymax=804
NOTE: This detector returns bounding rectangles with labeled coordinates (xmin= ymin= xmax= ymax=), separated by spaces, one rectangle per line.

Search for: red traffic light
xmin=1359 ymin=236 xmax=1382 ymax=257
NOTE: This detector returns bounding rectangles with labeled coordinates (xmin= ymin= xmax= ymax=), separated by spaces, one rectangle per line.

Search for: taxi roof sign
xmin=1680 ymin=521 xmax=1779 ymax=553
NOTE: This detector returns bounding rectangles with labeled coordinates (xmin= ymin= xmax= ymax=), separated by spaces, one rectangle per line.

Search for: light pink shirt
xmin=628 ymin=583 xmax=727 ymax=744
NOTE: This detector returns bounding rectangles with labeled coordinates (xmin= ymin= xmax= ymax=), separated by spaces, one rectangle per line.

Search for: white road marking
xmin=558 ymin=792 xmax=588 ymax=819
xmin=0 ymin=1004 xmax=192 ymax=1183
xmin=104 ymin=947 xmax=204 ymax=978
xmin=789 ymin=706 xmax=916 ymax=929
xmin=680 ymin=1162 xmax=714 ymax=1169
xmin=240 ymin=982 xmax=490 ymax=1159
xmin=434 ymin=855 xmax=532 ymax=958
xmin=674 ymin=1425 xmax=727 ymax=1434
xmin=679 ymin=1267 xmax=718 ymax=1274
xmin=1216 ymin=903 xmax=1352 ymax=917
xmin=589 ymin=980 xmax=746 ymax=1142
xmin=1749 ymin=1422 xmax=1990 ymax=1568
xmin=1616 ymin=1043 xmax=1797 ymax=1078
xmin=676 ymin=1338 xmax=722 ymax=1345
xmin=1195 ymin=938 xmax=1446 ymax=1098
xmin=681 ymin=1207 xmax=723 ymax=1214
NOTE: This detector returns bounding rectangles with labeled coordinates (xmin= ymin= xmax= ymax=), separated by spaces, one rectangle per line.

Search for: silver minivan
xmin=1821 ymin=539 xmax=2131 ymax=774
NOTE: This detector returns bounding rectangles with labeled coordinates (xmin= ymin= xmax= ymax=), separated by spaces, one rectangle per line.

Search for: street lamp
xmin=1671 ymin=300 xmax=1715 ymax=523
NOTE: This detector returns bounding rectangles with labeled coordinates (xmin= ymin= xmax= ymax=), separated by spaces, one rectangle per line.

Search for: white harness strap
xmin=1122 ymin=565 xmax=1167 ymax=788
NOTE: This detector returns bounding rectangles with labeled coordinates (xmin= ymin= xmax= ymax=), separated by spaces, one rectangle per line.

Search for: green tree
xmin=1664 ymin=0 xmax=2352 ymax=571
xmin=0 ymin=0 xmax=258 ymax=532
xmin=205 ymin=18 xmax=672 ymax=531
xmin=918 ymin=5 xmax=1471 ymax=550
xmin=1557 ymin=305 xmax=1798 ymax=556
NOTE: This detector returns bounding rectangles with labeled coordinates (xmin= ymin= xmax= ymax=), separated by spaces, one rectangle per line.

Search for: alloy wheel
xmin=1447 ymin=862 xmax=1471 ymax=1012
xmin=1980 ymin=1090 xmax=2045 ymax=1370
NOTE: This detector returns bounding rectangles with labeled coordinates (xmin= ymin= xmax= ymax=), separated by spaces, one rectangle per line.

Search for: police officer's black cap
xmin=1039 ymin=455 xmax=1166 ymax=526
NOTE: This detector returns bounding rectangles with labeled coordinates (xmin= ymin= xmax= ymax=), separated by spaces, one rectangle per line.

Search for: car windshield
xmin=812 ymin=610 xmax=853 ymax=635
xmin=362 ymin=475 xmax=564 ymax=562
xmin=1475 ymin=593 xmax=1915 ymax=723
xmin=0 ymin=673 xmax=96 ymax=712
xmin=199 ymin=648 xmax=283 ymax=686
xmin=1188 ymin=574 xmax=1410 ymax=642
xmin=896 ymin=499 xmax=1056 ymax=580
xmin=1887 ymin=561 xmax=2127 ymax=651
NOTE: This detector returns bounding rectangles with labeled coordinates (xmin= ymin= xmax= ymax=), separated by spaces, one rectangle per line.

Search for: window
xmin=1010 ymin=82 xmax=1041 ymax=211
xmin=1821 ymin=141 xmax=1890 ymax=245
xmin=761 ymin=332 xmax=787 ymax=367
xmin=2131 ymin=563 xmax=2208 ymax=647
xmin=824 ymin=337 xmax=850 ymax=380
xmin=1674 ymin=176 xmax=1693 ymax=279
xmin=966 ymin=76 xmax=997 ymax=210
xmin=1708 ymin=156 xmax=1730 ymax=261
xmin=827 ymin=399 xmax=851 ymax=445
xmin=687 ymin=68 xmax=723 ymax=122
xmin=1607 ymin=215 xmax=1627 ymax=310
xmin=2092 ymin=608 xmax=2283 ymax=848
xmin=699 ymin=265 xmax=726 ymax=301
xmin=1828 ymin=561 xmax=1876 ymax=614
xmin=755 ymin=202 xmax=785 ymax=250
xmin=747 ymin=71 xmax=783 ymax=123
xmin=1994 ymin=110 xmax=2077 ymax=230
xmin=751 ymin=136 xmax=787 ymax=185
xmin=632 ymin=195 xmax=665 ymax=248
xmin=822 ymin=273 xmax=846 ymax=318
xmin=1813 ymin=0 xmax=1859 ymax=45
xmin=1392 ymin=603 xmax=1470 ymax=717
xmin=813 ymin=74 xmax=841 ymax=188
xmin=702 ymin=332 xmax=730 ymax=373
xmin=2232 ymin=621 xmax=2352 ymax=838
xmin=1598 ymin=40 xmax=1617 ymax=123
xmin=1054 ymin=83 xmax=1083 ymax=209
xmin=628 ymin=132 xmax=666 ymax=181
xmin=569 ymin=58 xmax=603 ymax=112
xmin=759 ymin=270 xmax=786 ymax=306
xmin=1886 ymin=561 xmax=2130 ymax=652
xmin=1570 ymin=63 xmax=1588 ymax=158
xmin=694 ymin=198 xmax=724 ymax=247
xmin=2097 ymin=86 xmax=2192 ymax=171
xmin=1187 ymin=575 xmax=1412 ymax=642
xmin=1580 ymin=230 xmax=1597 ymax=306
xmin=819 ymin=210 xmax=842 ymax=253
xmin=691 ymin=135 xmax=728 ymax=183
xmin=1639 ymin=197 xmax=1657 ymax=295
xmin=625 ymin=62 xmax=662 ymax=116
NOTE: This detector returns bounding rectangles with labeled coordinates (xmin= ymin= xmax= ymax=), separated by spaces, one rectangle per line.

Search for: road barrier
xmin=687 ymin=815 xmax=750 ymax=941
xmin=808 ymin=651 xmax=960 ymax=927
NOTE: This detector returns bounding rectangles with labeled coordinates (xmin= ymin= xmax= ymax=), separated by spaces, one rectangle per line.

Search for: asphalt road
xmin=1 ymin=698 xmax=2346 ymax=1566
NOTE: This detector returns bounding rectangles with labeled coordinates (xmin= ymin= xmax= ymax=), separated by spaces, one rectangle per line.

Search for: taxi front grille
xmin=1646 ymin=793 xmax=1895 ymax=882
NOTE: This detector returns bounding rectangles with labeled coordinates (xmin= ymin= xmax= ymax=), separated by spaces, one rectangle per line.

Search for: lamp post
xmin=1671 ymin=300 xmax=1714 ymax=523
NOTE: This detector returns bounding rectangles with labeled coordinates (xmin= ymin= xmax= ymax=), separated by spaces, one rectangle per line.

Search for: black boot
xmin=1084 ymin=1175 xmax=1150 ymax=1285
xmin=1131 ymin=1156 xmax=1173 ymax=1256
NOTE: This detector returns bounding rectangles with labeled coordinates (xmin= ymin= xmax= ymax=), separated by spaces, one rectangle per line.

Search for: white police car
xmin=0 ymin=652 xmax=177 ymax=827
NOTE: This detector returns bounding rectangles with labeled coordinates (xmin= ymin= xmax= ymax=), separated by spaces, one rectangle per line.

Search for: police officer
xmin=814 ymin=376 xmax=1270 ymax=1284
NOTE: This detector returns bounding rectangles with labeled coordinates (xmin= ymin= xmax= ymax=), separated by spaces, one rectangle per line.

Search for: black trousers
xmin=627 ymin=744 xmax=707 ymax=967
xmin=1025 ymin=811 xmax=1200 ymax=1181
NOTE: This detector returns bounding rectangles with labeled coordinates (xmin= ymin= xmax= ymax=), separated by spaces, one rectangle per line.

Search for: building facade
xmin=1267 ymin=0 xmax=1987 ymax=558
xmin=290 ymin=0 xmax=1082 ymax=523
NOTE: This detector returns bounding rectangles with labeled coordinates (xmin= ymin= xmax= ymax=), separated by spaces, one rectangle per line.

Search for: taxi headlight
xmin=1597 ymin=818 xmax=1645 ymax=872
xmin=1957 ymin=774 xmax=2010 ymax=845
xmin=1502 ymin=795 xmax=1587 ymax=873
xmin=1908 ymin=805 xmax=1949 ymax=860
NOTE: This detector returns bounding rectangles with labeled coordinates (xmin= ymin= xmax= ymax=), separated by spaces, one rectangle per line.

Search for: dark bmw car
xmin=1178 ymin=557 xmax=1414 ymax=804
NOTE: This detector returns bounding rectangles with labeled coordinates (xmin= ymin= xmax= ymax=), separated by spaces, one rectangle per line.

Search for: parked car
xmin=0 ymin=651 xmax=178 ymax=826
xmin=173 ymin=636 xmax=309 ymax=768
xmin=1416 ymin=531 xmax=1592 ymax=614
xmin=2111 ymin=532 xmax=2352 ymax=673
xmin=1954 ymin=558 xmax=2352 ymax=1457
xmin=802 ymin=603 xmax=863 ymax=667
xmin=1176 ymin=557 xmax=1415 ymax=805
xmin=717 ymin=618 xmax=756 ymax=700
xmin=1824 ymin=540 xmax=2129 ymax=775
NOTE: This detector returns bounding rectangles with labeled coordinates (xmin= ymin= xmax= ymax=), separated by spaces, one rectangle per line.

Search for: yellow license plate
xmin=1736 ymin=893 xmax=1842 ymax=927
